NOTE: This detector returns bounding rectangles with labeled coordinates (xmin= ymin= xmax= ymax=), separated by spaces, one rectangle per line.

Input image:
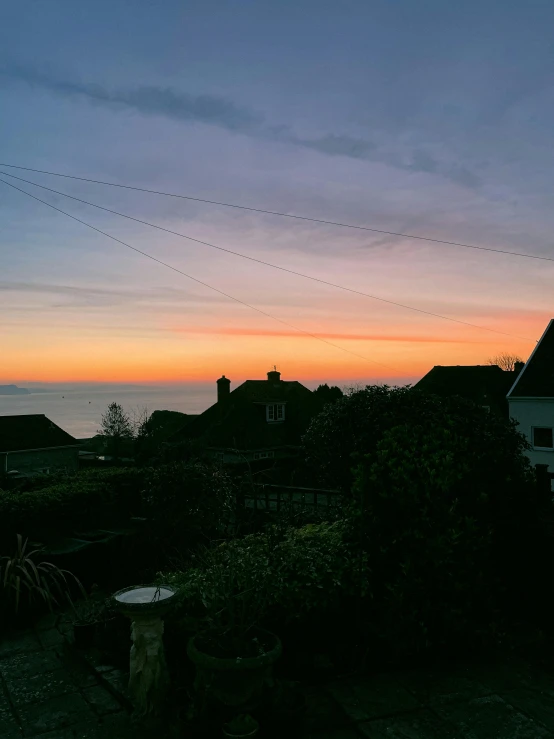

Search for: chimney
xmin=217 ymin=375 xmax=231 ymax=403
xmin=267 ymin=368 xmax=281 ymax=383
xmin=514 ymin=361 xmax=524 ymax=374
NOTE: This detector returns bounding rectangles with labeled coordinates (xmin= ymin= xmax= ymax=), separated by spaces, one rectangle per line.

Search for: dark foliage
xmin=347 ymin=416 xmax=550 ymax=661
xmin=134 ymin=410 xmax=193 ymax=465
xmin=0 ymin=534 xmax=85 ymax=626
xmin=99 ymin=402 xmax=134 ymax=459
xmin=313 ymin=384 xmax=344 ymax=405
xmin=140 ymin=461 xmax=236 ymax=562
xmin=150 ymin=438 xmax=206 ymax=467
xmin=0 ymin=467 xmax=144 ymax=546
xmin=303 ymin=384 xmax=527 ymax=492
xmin=163 ymin=521 xmax=360 ymax=641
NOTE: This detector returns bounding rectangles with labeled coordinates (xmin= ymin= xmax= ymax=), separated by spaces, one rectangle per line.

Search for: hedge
xmin=0 ymin=467 xmax=146 ymax=546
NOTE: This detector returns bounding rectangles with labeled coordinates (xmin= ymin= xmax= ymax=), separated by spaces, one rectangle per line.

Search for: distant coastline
xmin=0 ymin=384 xmax=30 ymax=396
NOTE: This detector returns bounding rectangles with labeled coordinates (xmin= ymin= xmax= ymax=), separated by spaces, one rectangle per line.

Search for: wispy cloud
xmin=170 ymin=325 xmax=485 ymax=343
xmin=0 ymin=281 xmax=124 ymax=298
xmin=289 ymin=133 xmax=377 ymax=159
xmin=0 ymin=281 xmax=226 ymax=307
xmin=4 ymin=66 xmax=262 ymax=132
xmin=3 ymin=65 xmax=481 ymax=189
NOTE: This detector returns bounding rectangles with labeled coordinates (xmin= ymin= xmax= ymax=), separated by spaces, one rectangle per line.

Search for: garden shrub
xmin=348 ymin=417 xmax=547 ymax=662
xmin=0 ymin=467 xmax=145 ymax=546
xmin=139 ymin=461 xmax=237 ymax=562
xmin=303 ymin=385 xmax=531 ymax=493
xmin=162 ymin=521 xmax=363 ymax=635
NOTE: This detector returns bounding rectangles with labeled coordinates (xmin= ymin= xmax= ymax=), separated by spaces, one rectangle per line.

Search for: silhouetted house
xmin=172 ymin=370 xmax=321 ymax=465
xmin=0 ymin=414 xmax=80 ymax=476
xmin=508 ymin=319 xmax=554 ymax=483
xmin=413 ymin=364 xmax=518 ymax=418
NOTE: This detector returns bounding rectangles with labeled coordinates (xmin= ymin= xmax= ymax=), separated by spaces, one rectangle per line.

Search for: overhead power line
xmin=0 ymin=170 xmax=536 ymax=343
xmin=0 ymin=162 xmax=552 ymax=264
xmin=0 ymin=176 xmax=398 ymax=371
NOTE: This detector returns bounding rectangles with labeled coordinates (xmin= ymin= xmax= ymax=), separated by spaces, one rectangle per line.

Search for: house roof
xmin=0 ymin=414 xmax=78 ymax=453
xmin=173 ymin=376 xmax=320 ymax=450
xmin=508 ymin=319 xmax=554 ymax=398
xmin=414 ymin=364 xmax=516 ymax=405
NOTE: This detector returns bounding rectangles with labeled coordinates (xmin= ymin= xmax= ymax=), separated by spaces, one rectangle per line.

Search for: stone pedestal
xmin=128 ymin=615 xmax=169 ymax=715
xmin=113 ymin=585 xmax=176 ymax=717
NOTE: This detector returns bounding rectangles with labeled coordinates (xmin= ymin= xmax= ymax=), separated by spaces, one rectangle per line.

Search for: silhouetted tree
xmin=134 ymin=410 xmax=196 ymax=465
xmin=99 ymin=402 xmax=133 ymax=460
xmin=487 ymin=353 xmax=524 ymax=371
xmin=130 ymin=405 xmax=149 ymax=437
xmin=314 ymin=384 xmax=344 ymax=405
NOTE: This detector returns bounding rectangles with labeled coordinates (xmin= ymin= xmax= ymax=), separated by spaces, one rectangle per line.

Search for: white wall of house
xmin=509 ymin=398 xmax=554 ymax=486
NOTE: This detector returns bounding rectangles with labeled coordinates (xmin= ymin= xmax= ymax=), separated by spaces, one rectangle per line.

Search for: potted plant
xmin=70 ymin=598 xmax=103 ymax=648
xmin=183 ymin=537 xmax=282 ymax=710
xmin=222 ymin=714 xmax=259 ymax=739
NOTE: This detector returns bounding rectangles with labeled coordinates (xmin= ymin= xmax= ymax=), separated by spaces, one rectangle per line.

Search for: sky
xmin=1 ymin=0 xmax=553 ymax=387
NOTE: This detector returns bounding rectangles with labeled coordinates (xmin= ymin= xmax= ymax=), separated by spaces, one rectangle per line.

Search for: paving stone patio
xmin=0 ymin=615 xmax=137 ymax=738
xmin=2 ymin=614 xmax=554 ymax=738
xmin=334 ymin=655 xmax=554 ymax=739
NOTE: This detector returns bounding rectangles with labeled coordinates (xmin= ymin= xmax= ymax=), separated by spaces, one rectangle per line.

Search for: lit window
xmin=533 ymin=427 xmax=554 ymax=450
xmin=266 ymin=404 xmax=285 ymax=422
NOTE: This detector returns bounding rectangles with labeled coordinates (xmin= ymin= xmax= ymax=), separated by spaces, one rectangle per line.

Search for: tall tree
xmin=99 ymin=402 xmax=133 ymax=460
xmin=487 ymin=353 xmax=524 ymax=371
xmin=130 ymin=406 xmax=150 ymax=438
xmin=314 ymin=383 xmax=344 ymax=405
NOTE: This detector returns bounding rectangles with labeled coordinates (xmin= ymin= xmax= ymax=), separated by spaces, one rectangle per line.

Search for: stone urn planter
xmin=187 ymin=628 xmax=282 ymax=709
xmin=113 ymin=584 xmax=177 ymax=717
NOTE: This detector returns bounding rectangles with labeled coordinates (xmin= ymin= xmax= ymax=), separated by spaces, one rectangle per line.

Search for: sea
xmin=0 ymin=376 xmax=413 ymax=439
xmin=0 ymin=383 xmax=217 ymax=439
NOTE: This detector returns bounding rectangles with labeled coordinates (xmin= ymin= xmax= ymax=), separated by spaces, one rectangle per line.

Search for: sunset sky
xmin=1 ymin=0 xmax=553 ymax=387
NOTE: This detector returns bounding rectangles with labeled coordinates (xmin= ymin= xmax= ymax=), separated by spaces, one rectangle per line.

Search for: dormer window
xmin=266 ymin=404 xmax=285 ymax=422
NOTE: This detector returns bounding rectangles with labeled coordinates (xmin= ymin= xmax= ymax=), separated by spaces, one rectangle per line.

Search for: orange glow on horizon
xmin=2 ymin=293 xmax=547 ymax=385
xmin=0 ymin=332 xmax=537 ymax=385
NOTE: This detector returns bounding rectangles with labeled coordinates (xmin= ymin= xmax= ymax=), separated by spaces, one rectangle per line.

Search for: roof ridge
xmin=0 ymin=413 xmax=47 ymax=418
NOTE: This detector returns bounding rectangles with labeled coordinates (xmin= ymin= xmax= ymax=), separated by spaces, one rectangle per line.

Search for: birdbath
xmin=113 ymin=584 xmax=177 ymax=717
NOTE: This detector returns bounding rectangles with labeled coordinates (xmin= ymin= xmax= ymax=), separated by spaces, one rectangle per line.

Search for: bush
xmin=163 ymin=521 xmax=362 ymax=636
xmin=303 ymin=385 xmax=529 ymax=493
xmin=348 ymin=418 xmax=545 ymax=661
xmin=0 ymin=467 xmax=145 ymax=546
xmin=140 ymin=461 xmax=236 ymax=560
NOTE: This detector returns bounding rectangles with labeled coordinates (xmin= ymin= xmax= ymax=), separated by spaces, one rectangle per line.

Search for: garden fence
xmin=239 ymin=483 xmax=342 ymax=512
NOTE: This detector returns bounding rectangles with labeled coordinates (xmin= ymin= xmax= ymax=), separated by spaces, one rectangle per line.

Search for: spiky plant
xmin=0 ymin=534 xmax=85 ymax=616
